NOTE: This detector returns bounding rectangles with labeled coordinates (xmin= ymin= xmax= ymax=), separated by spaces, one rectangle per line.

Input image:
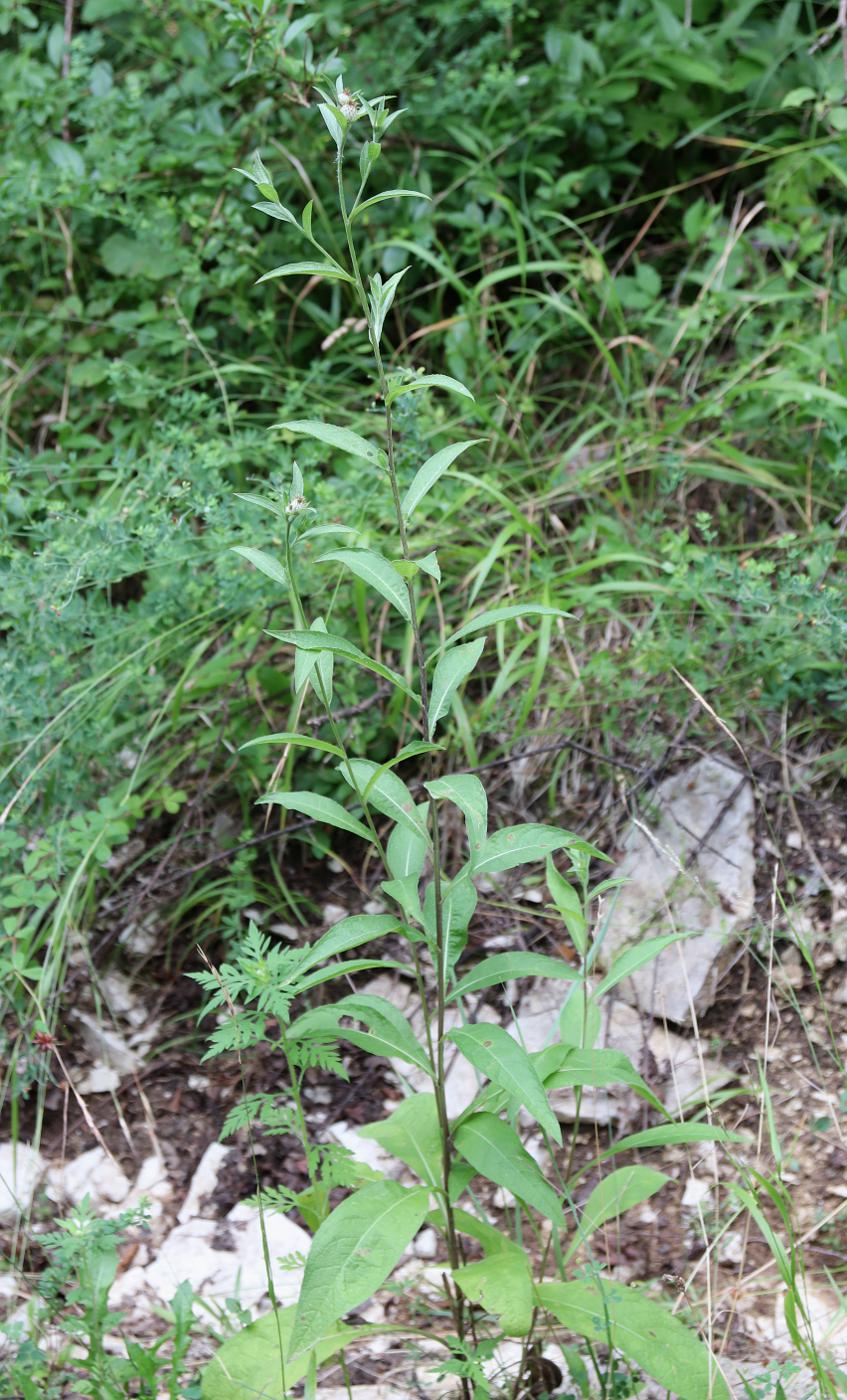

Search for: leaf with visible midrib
xmin=358 ymin=1094 xmax=442 ymax=1190
xmin=401 ymin=439 xmax=485 ymax=520
xmin=448 ymin=1024 xmax=561 ymax=1145
xmin=200 ymin=1307 xmax=378 ymax=1400
xmin=257 ymin=791 xmax=372 ymax=843
xmin=537 ymin=1279 xmax=731 ymax=1400
xmin=454 ymin=1113 xmax=564 ymax=1226
xmin=564 ymin=1166 xmax=668 ymax=1264
xmin=291 ymin=1182 xmax=430 ymax=1358
xmin=428 ymin=638 xmax=485 ymax=738
xmin=275 ymin=419 xmax=384 ymax=466
xmin=318 ymin=548 xmax=411 ymax=622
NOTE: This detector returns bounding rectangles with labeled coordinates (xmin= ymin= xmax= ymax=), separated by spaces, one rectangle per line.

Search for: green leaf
xmin=474 ymin=823 xmax=581 ymax=876
xmin=339 ymin=759 xmax=430 ymax=842
xmin=240 ymin=732 xmax=344 ymax=759
xmin=301 ymin=915 xmax=401 ymax=970
xmin=447 ymin=1207 xmax=524 ymax=1257
xmin=454 ymin=1252 xmax=534 ymax=1336
xmin=275 ymin=420 xmax=385 ymax=467
xmin=564 ymin=1166 xmax=668 ymax=1264
xmin=599 ymin=1122 xmax=744 ymax=1161
xmin=401 ymin=440 xmax=485 ymax=520
xmin=546 ymin=858 xmax=587 ymax=956
xmin=318 ymin=102 xmax=344 ymax=149
xmin=358 ymin=1094 xmax=442 ymax=1189
xmin=593 ymin=931 xmax=694 ymax=999
xmin=428 ymin=638 xmax=485 ymax=738
xmin=292 ymin=993 xmax=432 ymax=1073
xmin=386 ymin=805 xmax=430 ymax=880
xmin=540 ymin=1047 xmax=667 ymax=1119
xmin=417 ymin=551 xmax=441 ymax=581
xmin=537 ymin=1279 xmax=730 ymax=1400
xmin=317 ymin=548 xmax=411 ymax=622
xmin=425 ymin=773 xmax=487 ymax=850
xmin=252 ymin=199 xmax=298 ymax=225
xmin=448 ymin=952 xmax=578 ymax=1002
xmin=292 ymin=1182 xmax=430 ymax=1358
xmin=269 ymin=630 xmax=419 ymax=704
xmin=234 ymin=491 xmax=287 ymax=520
xmin=447 ymin=1024 xmax=561 ymax=1144
xmin=387 ymin=373 xmax=475 ymax=405
xmin=231 ymin=545 xmax=288 ymax=587
xmin=448 ymin=604 xmax=570 ymax=643
xmin=257 ymin=791 xmax=372 ymax=843
xmin=258 ymin=261 xmax=354 ymax=284
xmin=454 ymin=1114 xmax=564 ymax=1227
xmin=201 ymin=1307 xmax=377 ymax=1400
xmin=352 ymin=188 xmax=430 ymax=218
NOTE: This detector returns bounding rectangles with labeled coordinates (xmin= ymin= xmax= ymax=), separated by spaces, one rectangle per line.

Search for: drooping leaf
xmin=448 ymin=1024 xmax=561 ymax=1144
xmin=564 ymin=1166 xmax=669 ymax=1263
xmin=387 ymin=373 xmax=475 ymax=405
xmin=428 ymin=638 xmax=485 ymax=738
xmin=317 ymin=548 xmax=411 ymax=622
xmin=598 ymin=1122 xmax=744 ymax=1161
xmin=291 ymin=1182 xmax=430 ymax=1357
xmin=448 ymin=604 xmax=571 ymax=643
xmin=540 ymin=1047 xmax=667 ymax=1119
xmin=269 ymin=630 xmax=418 ymax=703
xmin=454 ymin=1113 xmax=564 ymax=1226
xmin=257 ymin=791 xmax=372 ymax=843
xmin=425 ymin=773 xmax=488 ymax=851
xmin=339 ymin=760 xmax=430 ymax=842
xmin=474 ymin=823 xmax=584 ymax=876
xmin=546 ymin=858 xmax=587 ymax=956
xmin=448 ymin=951 xmax=578 ymax=1002
xmin=358 ymin=1094 xmax=442 ymax=1189
xmin=232 ymin=545 xmax=288 ymax=587
xmin=454 ymin=1252 xmax=534 ymax=1336
xmin=240 ymin=732 xmax=344 ymax=759
xmin=386 ymin=807 xmax=430 ymax=881
xmin=536 ymin=1279 xmax=731 ymax=1400
xmin=258 ymin=261 xmax=354 ymax=284
xmin=275 ymin=419 xmax=385 ymax=467
xmin=291 ymin=993 xmax=432 ymax=1074
xmin=401 ymin=440 xmax=485 ymax=520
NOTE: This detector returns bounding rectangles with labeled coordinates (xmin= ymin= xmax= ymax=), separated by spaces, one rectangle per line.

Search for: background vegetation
xmin=1 ymin=0 xmax=846 ymax=1394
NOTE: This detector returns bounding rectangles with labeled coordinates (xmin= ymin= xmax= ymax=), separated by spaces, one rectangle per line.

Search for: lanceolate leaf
xmin=275 ymin=419 xmax=385 ymax=467
xmin=340 ymin=760 xmax=430 ymax=842
xmin=240 ymin=732 xmax=344 ymax=759
xmin=301 ymin=914 xmax=401 ymax=970
xmin=401 ymin=439 xmax=485 ymax=520
xmin=454 ymin=1252 xmax=534 ymax=1336
xmin=352 ymin=188 xmax=430 ymax=218
xmin=292 ymin=993 xmax=432 ymax=1073
xmin=231 ymin=545 xmax=288 ymax=587
xmin=448 ymin=603 xmax=570 ymax=643
xmin=387 ymin=373 xmax=475 ymax=405
xmin=540 ymin=1047 xmax=667 ymax=1119
xmin=564 ymin=1166 xmax=668 ymax=1264
xmin=317 ymin=548 xmax=411 ymax=622
xmin=425 ymin=773 xmax=487 ymax=850
xmin=448 ymin=951 xmax=578 ymax=1002
xmin=454 ymin=1113 xmax=564 ymax=1227
xmin=448 ymin=1024 xmax=561 ymax=1144
xmin=258 ymin=261 xmax=354 ymax=284
xmin=428 ymin=638 xmax=485 ymax=738
xmin=598 ymin=1122 xmax=743 ymax=1161
xmin=536 ymin=1280 xmax=731 ymax=1400
xmin=257 ymin=791 xmax=372 ymax=843
xmin=358 ymin=1093 xmax=442 ymax=1189
xmin=592 ymin=931 xmax=694 ymax=999
xmin=474 ymin=823 xmax=583 ymax=876
xmin=291 ymin=1182 xmax=430 ymax=1357
xmin=269 ymin=630 xmax=419 ymax=704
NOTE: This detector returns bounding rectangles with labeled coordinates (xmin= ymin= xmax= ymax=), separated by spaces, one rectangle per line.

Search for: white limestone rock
xmin=0 ymin=1143 xmax=45 ymax=1224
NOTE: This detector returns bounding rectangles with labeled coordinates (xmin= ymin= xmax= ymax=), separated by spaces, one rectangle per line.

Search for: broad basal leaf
xmin=536 ymin=1279 xmax=730 ymax=1400
xmin=201 ymin=1307 xmax=377 ymax=1399
xmin=292 ymin=1182 xmax=430 ymax=1357
xmin=454 ymin=1113 xmax=564 ymax=1226
xmin=454 ymin=1251 xmax=533 ymax=1336
xmin=358 ymin=1093 xmax=442 ymax=1190
xmin=448 ymin=1024 xmax=561 ymax=1144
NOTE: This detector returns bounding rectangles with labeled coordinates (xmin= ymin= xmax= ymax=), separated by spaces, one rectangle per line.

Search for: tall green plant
xmin=197 ymin=80 xmax=743 ymax=1400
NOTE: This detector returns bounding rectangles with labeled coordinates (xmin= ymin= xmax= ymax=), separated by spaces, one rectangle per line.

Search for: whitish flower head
xmin=286 ymin=494 xmax=307 ymax=516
